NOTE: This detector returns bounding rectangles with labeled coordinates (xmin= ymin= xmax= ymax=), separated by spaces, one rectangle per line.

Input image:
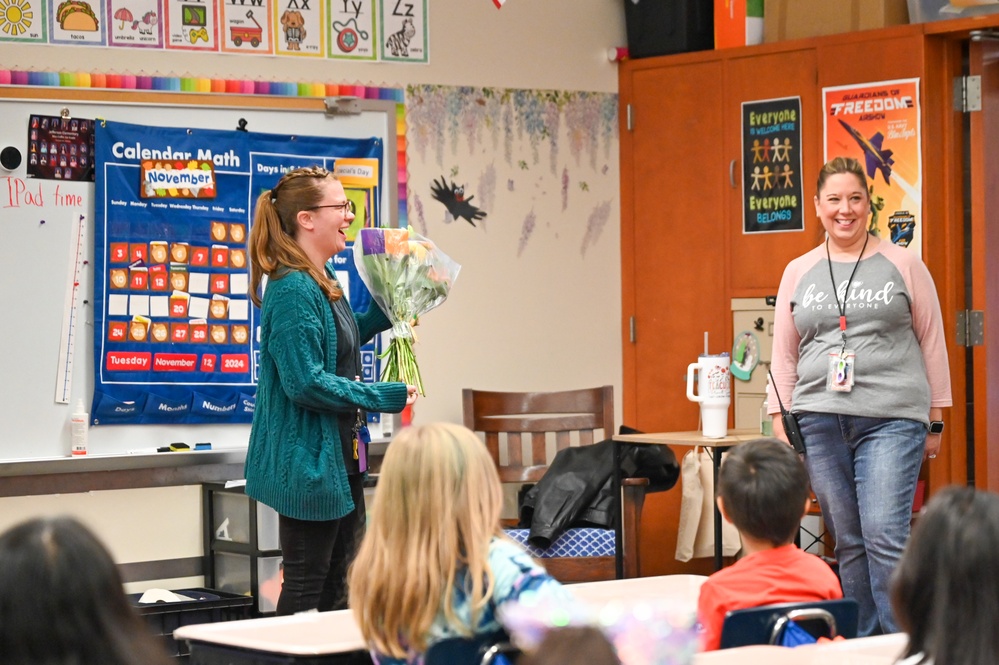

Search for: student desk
xmin=174 ymin=598 xmax=906 ymax=665
xmin=173 ymin=610 xmax=369 ymax=664
xmin=173 ymin=575 xmax=707 ymax=664
xmin=612 ymin=430 xmax=759 ymax=572
xmin=571 ymin=573 xmax=707 ymax=612
xmin=693 ymin=632 xmax=907 ymax=664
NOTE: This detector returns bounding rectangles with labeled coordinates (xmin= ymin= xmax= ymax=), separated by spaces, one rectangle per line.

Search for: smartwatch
xmin=929 ymin=421 xmax=945 ymax=435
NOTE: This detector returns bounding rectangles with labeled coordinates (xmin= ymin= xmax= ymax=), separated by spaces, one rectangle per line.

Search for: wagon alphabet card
xmin=221 ymin=0 xmax=273 ymax=53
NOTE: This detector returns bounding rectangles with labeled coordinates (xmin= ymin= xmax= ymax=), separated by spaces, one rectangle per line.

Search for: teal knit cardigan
xmin=244 ymin=268 xmax=408 ymax=521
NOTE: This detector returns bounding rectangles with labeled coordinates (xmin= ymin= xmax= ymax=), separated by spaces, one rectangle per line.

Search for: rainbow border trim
xmin=0 ymin=69 xmax=408 ymax=227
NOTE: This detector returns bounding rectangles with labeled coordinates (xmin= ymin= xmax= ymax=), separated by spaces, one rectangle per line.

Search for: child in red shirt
xmin=697 ymin=438 xmax=842 ymax=651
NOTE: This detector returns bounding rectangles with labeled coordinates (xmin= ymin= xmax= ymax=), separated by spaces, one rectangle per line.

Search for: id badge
xmin=827 ymin=350 xmax=856 ymax=392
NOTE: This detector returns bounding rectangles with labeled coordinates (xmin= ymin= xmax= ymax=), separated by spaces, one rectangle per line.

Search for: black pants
xmin=275 ymin=474 xmax=365 ymax=615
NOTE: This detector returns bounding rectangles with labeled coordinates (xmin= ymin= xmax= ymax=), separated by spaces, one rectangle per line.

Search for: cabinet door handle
xmin=730 ymin=159 xmax=737 ymax=188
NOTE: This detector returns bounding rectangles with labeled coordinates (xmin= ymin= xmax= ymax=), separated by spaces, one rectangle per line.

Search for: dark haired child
xmin=0 ymin=516 xmax=173 ymax=665
xmin=696 ymin=438 xmax=842 ymax=651
xmin=891 ymin=486 xmax=999 ymax=665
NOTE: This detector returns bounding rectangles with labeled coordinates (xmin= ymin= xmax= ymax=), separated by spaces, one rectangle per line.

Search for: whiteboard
xmin=0 ymin=90 xmax=397 ymax=461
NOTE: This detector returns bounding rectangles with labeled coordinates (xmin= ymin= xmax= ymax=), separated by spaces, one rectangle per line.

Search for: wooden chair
xmin=462 ymin=386 xmax=649 ymax=582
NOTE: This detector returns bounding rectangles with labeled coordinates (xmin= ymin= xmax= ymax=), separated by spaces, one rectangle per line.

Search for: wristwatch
xmin=929 ymin=421 xmax=945 ymax=435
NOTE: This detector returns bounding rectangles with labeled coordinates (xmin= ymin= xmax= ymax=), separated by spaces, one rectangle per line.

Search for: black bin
xmin=623 ymin=0 xmax=714 ymax=58
xmin=130 ymin=587 xmax=253 ymax=661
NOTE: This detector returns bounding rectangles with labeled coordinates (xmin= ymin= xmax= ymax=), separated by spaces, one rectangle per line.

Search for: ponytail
xmin=247 ymin=168 xmax=343 ymax=307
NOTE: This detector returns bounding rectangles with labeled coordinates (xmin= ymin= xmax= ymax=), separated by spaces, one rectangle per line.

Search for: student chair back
xmin=718 ymin=598 xmax=859 ymax=649
xmin=424 ymin=631 xmax=511 ymax=665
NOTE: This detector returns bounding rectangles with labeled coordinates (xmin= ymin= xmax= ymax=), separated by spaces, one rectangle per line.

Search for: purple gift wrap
xmin=359 ymin=227 xmax=385 ymax=255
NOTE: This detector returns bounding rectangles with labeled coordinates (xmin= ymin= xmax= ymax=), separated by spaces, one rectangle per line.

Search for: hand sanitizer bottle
xmin=71 ymin=399 xmax=88 ymax=456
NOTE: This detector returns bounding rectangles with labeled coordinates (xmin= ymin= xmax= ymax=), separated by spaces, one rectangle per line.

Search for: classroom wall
xmin=0 ymin=0 xmax=626 ymax=576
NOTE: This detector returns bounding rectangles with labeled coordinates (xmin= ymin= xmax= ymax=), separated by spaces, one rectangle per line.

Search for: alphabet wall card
xmin=50 ymin=0 xmax=107 ymax=45
xmin=164 ymin=0 xmax=218 ymax=50
xmin=0 ymin=0 xmax=47 ymax=42
xmin=220 ymin=0 xmax=273 ymax=53
xmin=328 ymin=0 xmax=375 ymax=61
xmin=107 ymin=0 xmax=162 ymax=47
xmin=273 ymin=0 xmax=322 ymax=57
xmin=379 ymin=0 xmax=425 ymax=63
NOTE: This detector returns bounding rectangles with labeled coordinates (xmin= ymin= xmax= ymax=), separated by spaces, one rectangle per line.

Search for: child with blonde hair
xmin=349 ymin=422 xmax=566 ymax=664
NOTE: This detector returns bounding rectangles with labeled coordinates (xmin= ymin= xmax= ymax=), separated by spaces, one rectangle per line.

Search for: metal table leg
xmin=613 ymin=438 xmax=623 ymax=579
xmin=712 ymin=446 xmax=723 ymax=571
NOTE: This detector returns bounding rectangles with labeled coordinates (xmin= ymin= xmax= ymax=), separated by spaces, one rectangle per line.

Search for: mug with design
xmin=686 ymin=353 xmax=731 ymax=438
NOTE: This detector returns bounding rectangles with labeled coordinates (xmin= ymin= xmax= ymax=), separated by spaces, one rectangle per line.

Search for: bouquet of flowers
xmin=353 ymin=226 xmax=460 ymax=396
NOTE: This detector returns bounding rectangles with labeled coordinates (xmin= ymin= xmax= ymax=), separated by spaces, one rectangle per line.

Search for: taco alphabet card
xmin=50 ymin=0 xmax=107 ymax=44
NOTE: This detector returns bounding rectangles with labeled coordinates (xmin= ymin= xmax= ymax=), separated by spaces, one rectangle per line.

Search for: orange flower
xmin=383 ymin=227 xmax=409 ymax=257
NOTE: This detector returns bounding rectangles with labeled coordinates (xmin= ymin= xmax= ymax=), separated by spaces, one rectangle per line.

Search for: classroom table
xmin=612 ymin=430 xmax=760 ymax=573
xmin=173 ymin=575 xmax=708 ymax=664
xmin=173 ymin=610 xmax=369 ymax=664
xmin=571 ymin=573 xmax=707 ymax=612
xmin=174 ymin=595 xmax=907 ymax=665
xmin=693 ymin=632 xmax=907 ymax=664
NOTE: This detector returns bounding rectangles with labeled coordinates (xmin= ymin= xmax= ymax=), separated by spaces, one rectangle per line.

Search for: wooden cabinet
xmin=620 ymin=20 xmax=982 ymax=575
xmin=723 ymin=50 xmax=824 ymax=296
xmin=622 ymin=50 xmax=821 ymax=440
xmin=622 ymin=54 xmax=813 ymax=576
xmin=623 ymin=59 xmax=726 ymax=435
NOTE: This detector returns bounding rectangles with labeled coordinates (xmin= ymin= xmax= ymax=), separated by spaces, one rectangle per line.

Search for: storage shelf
xmin=202 ymin=483 xmax=282 ymax=615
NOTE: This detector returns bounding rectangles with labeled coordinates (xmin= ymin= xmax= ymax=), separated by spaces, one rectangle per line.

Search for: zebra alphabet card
xmin=379 ymin=0 xmax=425 ymax=63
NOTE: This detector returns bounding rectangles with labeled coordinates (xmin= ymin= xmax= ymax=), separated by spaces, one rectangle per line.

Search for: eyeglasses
xmin=307 ymin=200 xmax=356 ymax=215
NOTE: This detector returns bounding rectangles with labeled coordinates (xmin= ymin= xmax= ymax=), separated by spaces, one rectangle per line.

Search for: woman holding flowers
xmin=245 ymin=166 xmax=418 ymax=615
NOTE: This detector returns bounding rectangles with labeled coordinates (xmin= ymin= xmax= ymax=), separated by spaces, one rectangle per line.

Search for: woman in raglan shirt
xmin=768 ymin=156 xmax=951 ymax=637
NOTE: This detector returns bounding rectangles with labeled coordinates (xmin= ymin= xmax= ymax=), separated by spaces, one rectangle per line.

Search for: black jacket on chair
xmin=517 ymin=436 xmax=679 ymax=549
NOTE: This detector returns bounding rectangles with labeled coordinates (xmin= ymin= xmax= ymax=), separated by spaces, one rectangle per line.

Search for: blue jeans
xmin=797 ymin=413 xmax=926 ymax=636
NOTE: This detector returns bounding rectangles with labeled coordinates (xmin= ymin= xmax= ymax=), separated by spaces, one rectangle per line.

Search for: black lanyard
xmin=825 ymin=231 xmax=869 ymax=353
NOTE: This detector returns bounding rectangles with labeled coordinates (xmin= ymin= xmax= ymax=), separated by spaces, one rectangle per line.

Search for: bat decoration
xmin=430 ymin=176 xmax=487 ymax=226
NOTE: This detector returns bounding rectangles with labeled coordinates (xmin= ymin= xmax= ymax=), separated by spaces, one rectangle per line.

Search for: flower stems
xmin=379 ymin=336 xmax=424 ymax=396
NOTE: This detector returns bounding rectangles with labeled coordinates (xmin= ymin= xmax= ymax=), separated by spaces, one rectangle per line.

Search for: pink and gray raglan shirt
xmin=769 ymin=240 xmax=952 ymax=425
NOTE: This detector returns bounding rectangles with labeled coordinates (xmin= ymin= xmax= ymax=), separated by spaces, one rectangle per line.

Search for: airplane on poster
xmin=838 ymin=118 xmax=894 ymax=185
